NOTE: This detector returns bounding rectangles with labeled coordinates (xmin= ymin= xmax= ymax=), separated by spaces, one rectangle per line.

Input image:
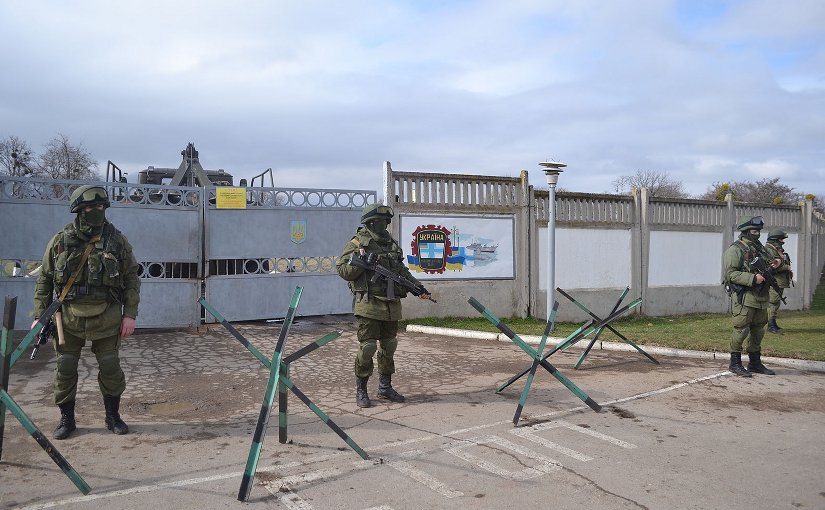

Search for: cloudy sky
xmin=1 ymin=0 xmax=824 ymax=198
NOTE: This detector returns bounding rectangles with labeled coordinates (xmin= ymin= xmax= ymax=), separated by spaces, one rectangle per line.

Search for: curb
xmin=405 ymin=324 xmax=825 ymax=374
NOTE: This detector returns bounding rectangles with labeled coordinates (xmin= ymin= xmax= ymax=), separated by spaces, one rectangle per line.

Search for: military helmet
xmin=736 ymin=215 xmax=764 ymax=232
xmin=69 ymin=185 xmax=110 ymax=213
xmin=361 ymin=204 xmax=394 ymax=224
xmin=767 ymin=229 xmax=788 ymax=241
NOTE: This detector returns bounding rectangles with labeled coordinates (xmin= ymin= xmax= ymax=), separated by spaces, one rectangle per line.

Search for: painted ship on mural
xmin=450 ymin=231 xmax=499 ymax=268
xmin=465 ymin=241 xmax=499 ymax=262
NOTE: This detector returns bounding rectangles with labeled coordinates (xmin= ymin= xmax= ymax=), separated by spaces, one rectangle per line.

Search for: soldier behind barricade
xmin=32 ymin=185 xmax=141 ymax=439
xmin=336 ymin=204 xmax=431 ymax=408
xmin=764 ymin=229 xmax=793 ymax=334
xmin=722 ymin=215 xmax=781 ymax=377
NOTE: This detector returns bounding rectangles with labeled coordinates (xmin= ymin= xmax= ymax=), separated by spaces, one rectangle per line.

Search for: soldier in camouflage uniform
xmin=722 ymin=215 xmax=781 ymax=377
xmin=337 ymin=204 xmax=431 ymax=408
xmin=32 ymin=185 xmax=140 ymax=439
xmin=764 ymin=229 xmax=793 ymax=334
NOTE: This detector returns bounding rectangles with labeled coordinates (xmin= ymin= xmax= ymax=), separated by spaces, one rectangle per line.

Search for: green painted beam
xmin=0 ymin=390 xmax=91 ymax=495
xmin=469 ymin=297 xmax=601 ymax=413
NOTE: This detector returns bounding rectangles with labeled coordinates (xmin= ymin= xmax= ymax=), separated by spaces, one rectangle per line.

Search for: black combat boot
xmin=377 ymin=374 xmax=406 ymax=402
xmin=356 ymin=377 xmax=371 ymax=408
xmin=103 ymin=395 xmax=129 ymax=435
xmin=747 ymin=352 xmax=776 ymax=375
xmin=54 ymin=400 xmax=77 ymax=440
xmin=767 ymin=319 xmax=783 ymax=335
xmin=728 ymin=352 xmax=752 ymax=378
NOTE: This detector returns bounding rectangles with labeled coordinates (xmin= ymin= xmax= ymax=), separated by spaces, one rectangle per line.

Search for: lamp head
xmin=539 ymin=161 xmax=567 ymax=186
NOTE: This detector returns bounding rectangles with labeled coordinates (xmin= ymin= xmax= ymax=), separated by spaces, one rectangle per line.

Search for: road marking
xmin=17 ymin=371 xmax=730 ymax=509
xmin=387 ymin=450 xmax=464 ymax=498
xmin=511 ymin=419 xmax=636 ymax=459
xmin=443 ymin=435 xmax=561 ymax=480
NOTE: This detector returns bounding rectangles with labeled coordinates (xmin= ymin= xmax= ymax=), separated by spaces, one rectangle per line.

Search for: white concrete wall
xmin=538 ymin=227 xmax=632 ymax=289
xmin=648 ymin=231 xmax=722 ymax=286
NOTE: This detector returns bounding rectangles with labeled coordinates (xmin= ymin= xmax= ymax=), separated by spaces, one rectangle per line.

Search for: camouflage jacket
xmin=34 ymin=220 xmax=140 ymax=339
xmin=764 ymin=240 xmax=792 ymax=288
xmin=722 ymin=237 xmax=769 ymax=308
xmin=336 ymin=227 xmax=421 ymax=321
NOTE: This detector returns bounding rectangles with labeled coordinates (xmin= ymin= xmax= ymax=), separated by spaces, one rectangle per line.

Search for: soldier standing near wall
xmin=764 ymin=229 xmax=793 ymax=334
xmin=32 ymin=185 xmax=141 ymax=439
xmin=722 ymin=216 xmax=781 ymax=377
xmin=337 ymin=204 xmax=431 ymax=408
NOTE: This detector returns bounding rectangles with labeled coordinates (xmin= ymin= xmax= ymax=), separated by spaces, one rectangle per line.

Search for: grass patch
xmin=403 ymin=281 xmax=825 ymax=361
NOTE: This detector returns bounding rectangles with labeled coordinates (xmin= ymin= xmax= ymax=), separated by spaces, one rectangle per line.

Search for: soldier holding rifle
xmin=764 ymin=229 xmax=793 ymax=334
xmin=32 ymin=185 xmax=140 ymax=439
xmin=722 ymin=216 xmax=781 ymax=377
xmin=337 ymin=204 xmax=431 ymax=408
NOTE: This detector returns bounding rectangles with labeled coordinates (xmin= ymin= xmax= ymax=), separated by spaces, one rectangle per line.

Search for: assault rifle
xmin=30 ymin=318 xmax=55 ymax=360
xmin=750 ymin=256 xmax=787 ymax=305
xmin=348 ymin=253 xmax=437 ymax=303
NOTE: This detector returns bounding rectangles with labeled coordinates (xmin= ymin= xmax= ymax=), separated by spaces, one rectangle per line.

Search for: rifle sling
xmin=57 ymin=234 xmax=101 ymax=303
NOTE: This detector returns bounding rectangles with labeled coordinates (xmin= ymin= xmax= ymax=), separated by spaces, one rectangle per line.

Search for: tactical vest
xmin=730 ymin=239 xmax=760 ymax=272
xmin=52 ymin=222 xmax=126 ymax=303
xmin=347 ymin=231 xmax=409 ymax=300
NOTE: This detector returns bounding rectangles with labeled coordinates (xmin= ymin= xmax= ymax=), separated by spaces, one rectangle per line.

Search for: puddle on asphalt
xmin=150 ymin=401 xmax=196 ymax=415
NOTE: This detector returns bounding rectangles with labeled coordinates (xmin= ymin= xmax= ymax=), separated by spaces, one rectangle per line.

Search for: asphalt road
xmin=1 ymin=315 xmax=824 ymax=509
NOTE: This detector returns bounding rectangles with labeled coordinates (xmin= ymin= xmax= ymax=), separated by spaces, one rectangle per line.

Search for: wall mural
xmin=399 ymin=215 xmax=515 ymax=280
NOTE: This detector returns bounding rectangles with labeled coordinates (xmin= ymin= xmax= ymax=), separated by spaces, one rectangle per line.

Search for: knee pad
xmin=379 ymin=337 xmax=398 ymax=357
xmin=56 ymin=352 xmax=80 ymax=374
xmin=360 ymin=340 xmax=378 ymax=358
xmin=96 ymin=351 xmax=121 ymax=375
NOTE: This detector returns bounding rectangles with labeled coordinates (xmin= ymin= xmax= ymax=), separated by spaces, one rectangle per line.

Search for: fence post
xmin=384 ymin=161 xmax=399 ymax=243
xmin=722 ymin=193 xmax=735 ymax=282
xmin=517 ymin=170 xmax=531 ymax=318
xmin=799 ymin=198 xmax=813 ymax=309
xmin=383 ymin=161 xmax=394 ymax=206
xmin=527 ymin=182 xmax=538 ymax=318
xmin=631 ymin=188 xmax=649 ymax=314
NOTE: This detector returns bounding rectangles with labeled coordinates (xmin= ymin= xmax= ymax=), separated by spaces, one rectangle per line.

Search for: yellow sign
xmin=216 ymin=187 xmax=247 ymax=209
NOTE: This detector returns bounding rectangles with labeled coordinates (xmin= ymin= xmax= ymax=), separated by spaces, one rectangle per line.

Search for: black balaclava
xmin=365 ymin=218 xmax=390 ymax=241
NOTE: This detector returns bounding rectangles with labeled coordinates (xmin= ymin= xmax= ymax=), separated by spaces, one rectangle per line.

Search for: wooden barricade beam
xmin=468 ymin=297 xmax=602 ymax=416
xmin=1 ymin=296 xmax=91 ymax=495
xmin=199 ymin=288 xmax=368 ymax=503
xmin=556 ymin=287 xmax=658 ymax=368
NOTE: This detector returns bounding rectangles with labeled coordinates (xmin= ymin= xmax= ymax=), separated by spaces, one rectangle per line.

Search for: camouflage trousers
xmin=53 ymin=330 xmax=126 ymax=405
xmin=768 ymin=287 xmax=785 ymax=321
xmin=354 ymin=316 xmax=399 ymax=379
xmin=730 ymin=302 xmax=768 ymax=353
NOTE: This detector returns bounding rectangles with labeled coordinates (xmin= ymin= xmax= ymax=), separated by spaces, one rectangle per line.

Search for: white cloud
xmin=743 ymin=159 xmax=797 ymax=179
xmin=0 ymin=0 xmax=824 ymax=198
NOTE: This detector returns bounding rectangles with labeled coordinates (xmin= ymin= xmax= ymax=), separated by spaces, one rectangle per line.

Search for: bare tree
xmin=701 ymin=178 xmax=796 ymax=204
xmin=37 ymin=134 xmax=100 ymax=180
xmin=611 ymin=169 xmax=687 ymax=198
xmin=0 ymin=135 xmax=38 ymax=176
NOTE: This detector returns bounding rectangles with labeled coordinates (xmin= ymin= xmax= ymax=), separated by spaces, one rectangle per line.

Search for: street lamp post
xmin=540 ymin=160 xmax=566 ymax=321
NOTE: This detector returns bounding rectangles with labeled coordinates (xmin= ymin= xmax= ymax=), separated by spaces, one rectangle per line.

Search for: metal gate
xmin=202 ymin=186 xmax=373 ymax=321
xmin=0 ymin=176 xmax=375 ymax=328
